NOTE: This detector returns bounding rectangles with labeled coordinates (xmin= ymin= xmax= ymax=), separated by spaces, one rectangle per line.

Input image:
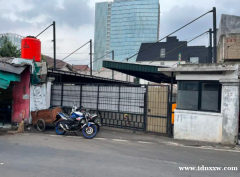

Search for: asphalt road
xmin=0 ymin=132 xmax=240 ymax=177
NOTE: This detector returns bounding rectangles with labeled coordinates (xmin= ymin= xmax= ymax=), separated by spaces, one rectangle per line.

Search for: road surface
xmin=0 ymin=131 xmax=239 ymax=177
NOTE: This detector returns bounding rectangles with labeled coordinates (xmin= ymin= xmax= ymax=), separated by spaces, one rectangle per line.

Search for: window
xmin=201 ymin=83 xmax=219 ymax=111
xmin=160 ymin=48 xmax=165 ymax=58
xmin=160 ymin=62 xmax=164 ymax=65
xmin=177 ymin=81 xmax=221 ymax=112
xmin=190 ymin=57 xmax=199 ymax=64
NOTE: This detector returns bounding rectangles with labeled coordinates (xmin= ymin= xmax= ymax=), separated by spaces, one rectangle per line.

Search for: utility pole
xmin=90 ymin=39 xmax=92 ymax=76
xmin=209 ymin=28 xmax=213 ymax=63
xmin=212 ymin=7 xmax=217 ymax=63
xmin=53 ymin=21 xmax=56 ymax=69
xmin=126 ymin=58 xmax=129 ymax=81
xmin=112 ymin=50 xmax=114 ymax=80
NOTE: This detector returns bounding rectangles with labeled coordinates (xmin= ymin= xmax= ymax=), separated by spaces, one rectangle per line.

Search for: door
xmin=146 ymin=85 xmax=169 ymax=134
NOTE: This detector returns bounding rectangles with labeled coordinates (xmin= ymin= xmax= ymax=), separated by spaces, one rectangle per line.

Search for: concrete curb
xmin=7 ymin=131 xmax=19 ymax=134
xmin=101 ymin=126 xmax=145 ymax=135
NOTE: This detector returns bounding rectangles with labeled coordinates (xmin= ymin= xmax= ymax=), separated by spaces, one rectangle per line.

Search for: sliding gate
xmin=51 ymin=83 xmax=170 ymax=134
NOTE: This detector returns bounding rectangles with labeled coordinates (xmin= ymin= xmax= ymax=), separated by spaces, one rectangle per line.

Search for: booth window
xmin=177 ymin=81 xmax=221 ymax=112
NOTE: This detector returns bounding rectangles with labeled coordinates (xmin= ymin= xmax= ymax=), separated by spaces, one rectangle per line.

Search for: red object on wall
xmin=21 ymin=36 xmax=41 ymax=62
xmin=12 ymin=68 xmax=30 ymax=123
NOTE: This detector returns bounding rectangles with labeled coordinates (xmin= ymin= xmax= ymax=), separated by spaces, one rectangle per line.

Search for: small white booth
xmin=159 ymin=63 xmax=239 ymax=145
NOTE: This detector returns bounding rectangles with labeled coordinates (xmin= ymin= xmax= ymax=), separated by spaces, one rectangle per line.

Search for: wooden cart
xmin=31 ymin=107 xmax=62 ymax=131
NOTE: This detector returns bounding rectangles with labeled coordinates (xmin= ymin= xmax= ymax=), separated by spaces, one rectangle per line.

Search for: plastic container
xmin=21 ymin=36 xmax=41 ymax=62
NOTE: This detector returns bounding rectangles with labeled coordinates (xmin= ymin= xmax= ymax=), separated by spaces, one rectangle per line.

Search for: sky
xmin=0 ymin=0 xmax=240 ymax=65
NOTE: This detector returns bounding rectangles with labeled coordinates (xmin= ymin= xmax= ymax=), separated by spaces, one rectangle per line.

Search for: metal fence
xmin=51 ymin=83 xmax=170 ymax=133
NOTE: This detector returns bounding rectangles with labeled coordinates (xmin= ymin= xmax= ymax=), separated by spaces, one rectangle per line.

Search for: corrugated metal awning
xmin=102 ymin=60 xmax=176 ymax=83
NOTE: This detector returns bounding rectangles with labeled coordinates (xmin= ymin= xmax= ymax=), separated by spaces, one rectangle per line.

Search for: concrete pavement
xmin=0 ymin=130 xmax=240 ymax=177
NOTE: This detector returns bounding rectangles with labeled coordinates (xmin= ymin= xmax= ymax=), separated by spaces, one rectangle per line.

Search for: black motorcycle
xmin=54 ymin=104 xmax=101 ymax=139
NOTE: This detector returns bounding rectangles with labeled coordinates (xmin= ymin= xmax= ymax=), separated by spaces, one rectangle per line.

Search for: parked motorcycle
xmin=53 ymin=102 xmax=100 ymax=139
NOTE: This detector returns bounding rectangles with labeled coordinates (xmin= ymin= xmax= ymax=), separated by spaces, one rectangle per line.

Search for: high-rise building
xmin=0 ymin=33 xmax=24 ymax=50
xmin=94 ymin=0 xmax=160 ymax=70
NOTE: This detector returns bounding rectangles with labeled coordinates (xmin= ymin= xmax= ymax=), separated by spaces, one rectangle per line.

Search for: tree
xmin=0 ymin=36 xmax=20 ymax=57
xmin=41 ymin=54 xmax=46 ymax=62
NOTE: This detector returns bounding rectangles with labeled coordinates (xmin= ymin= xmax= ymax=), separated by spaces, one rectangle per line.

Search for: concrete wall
xmin=29 ymin=81 xmax=52 ymax=124
xmin=174 ymin=64 xmax=239 ymax=144
xmin=138 ymin=61 xmax=186 ymax=67
xmin=217 ymin=33 xmax=240 ymax=63
xmin=220 ymin=79 xmax=239 ymax=144
xmin=217 ymin=14 xmax=240 ymax=43
xmin=176 ymin=71 xmax=238 ymax=81
xmin=174 ymin=110 xmax=222 ymax=142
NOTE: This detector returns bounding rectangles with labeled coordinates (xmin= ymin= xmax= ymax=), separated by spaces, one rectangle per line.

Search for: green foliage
xmin=41 ymin=54 xmax=46 ymax=61
xmin=0 ymin=36 xmax=20 ymax=57
xmin=134 ymin=77 xmax=140 ymax=84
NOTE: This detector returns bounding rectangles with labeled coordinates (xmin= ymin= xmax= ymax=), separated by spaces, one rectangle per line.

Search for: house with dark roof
xmin=136 ymin=36 xmax=210 ymax=66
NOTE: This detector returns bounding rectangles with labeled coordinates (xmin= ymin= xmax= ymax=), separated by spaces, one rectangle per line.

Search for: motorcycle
xmin=53 ymin=102 xmax=101 ymax=139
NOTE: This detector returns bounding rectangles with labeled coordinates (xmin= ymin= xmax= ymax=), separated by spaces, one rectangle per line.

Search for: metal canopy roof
xmin=47 ymin=69 xmax=134 ymax=84
xmin=102 ymin=60 xmax=176 ymax=84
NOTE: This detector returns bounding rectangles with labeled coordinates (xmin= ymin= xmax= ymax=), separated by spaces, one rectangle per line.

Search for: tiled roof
xmin=43 ymin=55 xmax=68 ymax=69
xmin=73 ymin=65 xmax=90 ymax=72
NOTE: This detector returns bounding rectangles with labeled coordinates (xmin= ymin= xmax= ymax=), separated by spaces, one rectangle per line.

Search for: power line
xmin=126 ymin=10 xmax=212 ymax=62
xmin=74 ymin=50 xmax=139 ymax=73
xmin=55 ymin=41 xmax=90 ymax=66
xmin=74 ymin=51 xmax=112 ymax=73
xmin=16 ymin=23 xmax=54 ymax=53
xmin=43 ymin=53 xmax=89 ymax=55
xmin=36 ymin=24 xmax=53 ymax=38
xmin=149 ymin=31 xmax=208 ymax=64
xmin=66 ymin=59 xmax=90 ymax=61
xmin=106 ymin=31 xmax=209 ymax=79
xmin=171 ymin=47 xmax=208 ymax=66
xmin=95 ymin=10 xmax=212 ymax=77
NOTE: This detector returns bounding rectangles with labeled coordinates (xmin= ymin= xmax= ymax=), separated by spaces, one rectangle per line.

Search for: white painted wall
xmin=174 ymin=65 xmax=239 ymax=144
xmin=46 ymin=81 xmax=52 ymax=108
xmin=176 ymin=71 xmax=238 ymax=81
xmin=174 ymin=110 xmax=223 ymax=142
xmin=138 ymin=61 xmax=186 ymax=84
xmin=138 ymin=61 xmax=186 ymax=67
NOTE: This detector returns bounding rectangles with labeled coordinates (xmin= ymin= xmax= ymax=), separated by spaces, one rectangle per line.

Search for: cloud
xmin=1 ymin=0 xmax=240 ymax=66
xmin=160 ymin=5 xmax=212 ymax=46
xmin=159 ymin=0 xmax=240 ymax=46
xmin=0 ymin=16 xmax=34 ymax=33
xmin=16 ymin=0 xmax=94 ymax=28
xmin=216 ymin=0 xmax=240 ymax=15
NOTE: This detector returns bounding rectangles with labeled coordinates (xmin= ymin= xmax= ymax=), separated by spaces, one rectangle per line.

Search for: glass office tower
xmin=94 ymin=0 xmax=159 ymax=70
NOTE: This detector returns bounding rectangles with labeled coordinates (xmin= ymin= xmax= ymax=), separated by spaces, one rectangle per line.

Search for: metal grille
xmin=63 ymin=85 xmax=81 ymax=107
xmin=51 ymin=85 xmax=61 ymax=106
xmin=82 ymin=86 xmax=98 ymax=110
xmin=51 ymin=83 xmax=169 ymax=133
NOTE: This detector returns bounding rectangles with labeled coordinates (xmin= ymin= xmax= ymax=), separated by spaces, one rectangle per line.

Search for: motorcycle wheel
xmin=82 ymin=124 xmax=97 ymax=139
xmin=55 ymin=121 xmax=66 ymax=135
